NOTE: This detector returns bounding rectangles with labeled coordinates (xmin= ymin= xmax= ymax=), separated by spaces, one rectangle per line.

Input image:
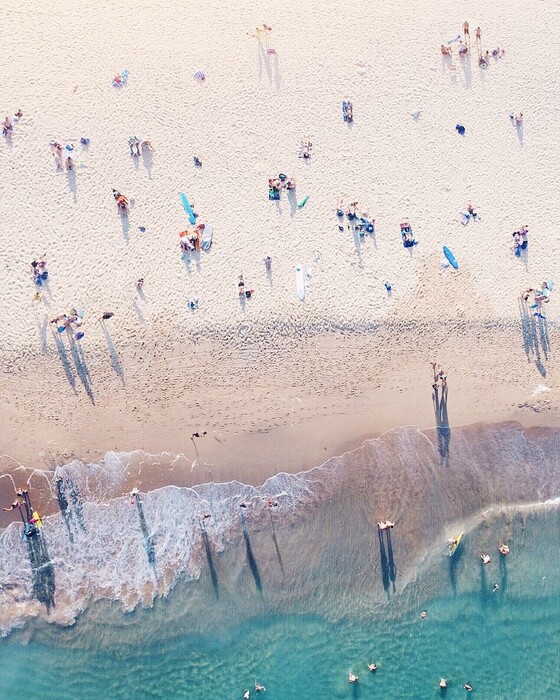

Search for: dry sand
xmin=1 ymin=0 xmax=560 ymax=492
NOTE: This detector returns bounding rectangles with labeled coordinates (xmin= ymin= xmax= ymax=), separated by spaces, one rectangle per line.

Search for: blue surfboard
xmin=179 ymin=192 xmax=197 ymax=224
xmin=443 ymin=246 xmax=458 ymax=269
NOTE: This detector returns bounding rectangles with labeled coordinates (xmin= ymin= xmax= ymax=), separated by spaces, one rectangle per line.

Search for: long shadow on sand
xmin=433 ymin=385 xmax=451 ymax=467
xmin=240 ymin=508 xmax=263 ymax=594
xmin=519 ymin=298 xmax=547 ymax=377
xmin=68 ymin=336 xmax=95 ymax=403
xmin=100 ymin=322 xmax=125 ymax=384
xmin=51 ymin=329 xmax=77 ymax=393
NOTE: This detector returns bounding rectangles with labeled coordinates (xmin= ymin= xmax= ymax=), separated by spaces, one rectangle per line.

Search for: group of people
xmin=348 ymin=660 xmax=380 ymax=685
xmin=2 ymin=109 xmax=23 ymax=138
xmin=440 ymin=23 xmax=504 ymax=69
xmin=50 ymin=141 xmax=79 ymax=171
xmin=512 ymin=224 xmax=528 ymax=255
xmin=520 ymin=280 xmax=554 ymax=318
xmin=31 ymin=256 xmax=48 ymax=293
xmin=49 ymin=308 xmax=86 ymax=339
xmin=128 ymin=136 xmax=154 ymax=157
xmin=430 ymin=362 xmax=447 ymax=389
xmin=238 ymin=274 xmax=254 ymax=299
xmin=268 ymin=173 xmax=296 ymax=200
xmin=242 ymin=681 xmax=266 ymax=698
xmin=336 ymin=199 xmax=375 ymax=235
xmin=2 ymin=488 xmax=42 ymax=538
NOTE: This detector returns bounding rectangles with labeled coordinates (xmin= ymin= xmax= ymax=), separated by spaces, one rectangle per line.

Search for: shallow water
xmin=2 ymin=582 xmax=560 ymax=699
xmin=2 ymin=422 xmax=560 ymax=697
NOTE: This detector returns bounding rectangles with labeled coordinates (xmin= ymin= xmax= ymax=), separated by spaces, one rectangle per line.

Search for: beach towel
xmin=201 ymin=223 xmax=213 ymax=250
xmin=456 ymin=124 xmax=466 ymax=135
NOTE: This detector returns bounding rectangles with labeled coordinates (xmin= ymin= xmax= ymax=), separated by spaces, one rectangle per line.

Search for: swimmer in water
xmin=243 ymin=692 xmax=250 ymax=699
xmin=464 ymin=682 xmax=473 ymax=692
xmin=481 ymin=553 xmax=491 ymax=565
xmin=368 ymin=663 xmax=378 ymax=672
xmin=499 ymin=543 xmax=510 ymax=555
xmin=421 ymin=610 xmax=428 ymax=619
xmin=349 ymin=672 xmax=358 ymax=683
xmin=439 ymin=678 xmax=447 ymax=689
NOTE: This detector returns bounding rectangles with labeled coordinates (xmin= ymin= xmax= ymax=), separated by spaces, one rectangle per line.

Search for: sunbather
xmin=300 ymin=139 xmax=313 ymax=159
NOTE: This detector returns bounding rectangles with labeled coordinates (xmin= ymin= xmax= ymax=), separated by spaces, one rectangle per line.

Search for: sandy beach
xmin=4 ymin=5 xmax=560 ymax=698
xmin=2 ymin=0 xmax=560 ymax=491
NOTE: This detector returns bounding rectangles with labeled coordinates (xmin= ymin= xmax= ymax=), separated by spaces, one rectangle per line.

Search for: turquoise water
xmin=3 ymin=423 xmax=560 ymax=698
xmin=2 ymin=590 xmax=560 ymax=699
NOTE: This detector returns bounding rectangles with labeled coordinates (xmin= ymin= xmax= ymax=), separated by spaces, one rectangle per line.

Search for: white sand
xmin=1 ymin=0 xmax=560 ymax=474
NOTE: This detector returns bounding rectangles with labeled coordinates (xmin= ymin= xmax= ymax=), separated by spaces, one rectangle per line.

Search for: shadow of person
xmin=433 ymin=385 xmax=451 ymax=466
xmin=66 ymin=167 xmax=77 ymax=203
xmin=448 ymin=543 xmax=463 ymax=594
xmin=499 ymin=554 xmax=508 ymax=594
xmin=201 ymin=524 xmax=219 ymax=599
xmin=120 ymin=209 xmax=130 ymax=241
xmin=268 ymin=507 xmax=284 ymax=576
xmin=385 ymin=529 xmax=397 ymax=591
xmin=100 ymin=321 xmax=125 ymax=384
xmin=240 ymin=509 xmax=263 ymax=594
xmin=377 ymin=527 xmax=390 ymax=593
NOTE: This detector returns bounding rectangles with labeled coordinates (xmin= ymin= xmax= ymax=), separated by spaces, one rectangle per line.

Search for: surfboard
xmin=179 ymin=192 xmax=197 ymax=224
xmin=296 ymin=265 xmax=305 ymax=301
xmin=443 ymin=246 xmax=459 ymax=269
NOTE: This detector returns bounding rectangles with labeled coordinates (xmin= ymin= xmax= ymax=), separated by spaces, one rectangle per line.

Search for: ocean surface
xmin=1 ymin=421 xmax=560 ymax=698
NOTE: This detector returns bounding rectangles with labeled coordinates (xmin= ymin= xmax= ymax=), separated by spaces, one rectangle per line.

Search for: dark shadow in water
xmin=68 ymin=478 xmax=85 ymax=531
xmin=55 ymin=477 xmax=73 ymax=542
xmin=499 ymin=554 xmax=508 ymax=594
xmin=377 ymin=528 xmax=390 ymax=593
xmin=134 ymin=496 xmax=156 ymax=571
xmin=433 ymin=384 xmax=451 ymax=466
xmin=240 ymin=510 xmax=263 ymax=594
xmin=268 ymin=508 xmax=284 ymax=576
xmin=385 ymin=530 xmax=397 ymax=592
xmin=448 ymin=545 xmax=463 ymax=594
xmin=351 ymin=680 xmax=361 ymax=699
xmin=479 ymin=559 xmax=490 ymax=610
xmin=26 ymin=530 xmax=56 ymax=613
xmin=201 ymin=524 xmax=219 ymax=600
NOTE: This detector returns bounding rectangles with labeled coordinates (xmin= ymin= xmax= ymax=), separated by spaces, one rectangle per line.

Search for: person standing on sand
xmin=463 ymin=21 xmax=469 ymax=41
xmin=100 ymin=311 xmax=114 ymax=321
xmin=476 ymin=26 xmax=481 ymax=42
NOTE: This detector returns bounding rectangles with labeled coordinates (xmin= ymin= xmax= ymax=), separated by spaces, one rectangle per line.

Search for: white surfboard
xmin=296 ymin=265 xmax=305 ymax=301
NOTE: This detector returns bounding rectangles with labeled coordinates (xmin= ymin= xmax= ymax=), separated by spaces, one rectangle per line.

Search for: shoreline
xmin=1 ymin=322 xmax=559 ymax=497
